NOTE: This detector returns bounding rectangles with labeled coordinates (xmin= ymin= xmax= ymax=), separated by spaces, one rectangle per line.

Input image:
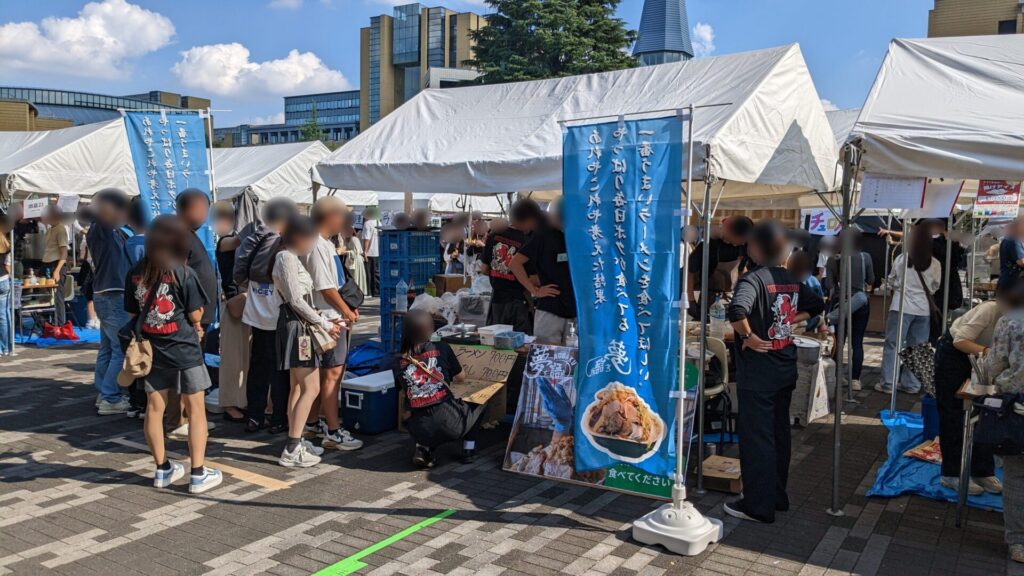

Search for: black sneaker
xmin=244 ymin=418 xmax=264 ymax=434
xmin=723 ymin=499 xmax=771 ymax=523
xmin=126 ymin=406 xmax=142 ymax=419
xmin=413 ymin=446 xmax=435 ymax=469
xmin=461 ymin=449 xmax=477 ymax=464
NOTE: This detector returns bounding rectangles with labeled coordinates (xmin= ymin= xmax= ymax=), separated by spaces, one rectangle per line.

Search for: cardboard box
xmin=701 ymin=455 xmax=742 ymax=494
xmin=433 ymin=274 xmax=472 ymax=295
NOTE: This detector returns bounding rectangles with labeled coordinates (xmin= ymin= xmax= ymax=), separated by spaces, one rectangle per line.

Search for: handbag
xmin=299 ymin=293 xmax=337 ymax=355
xmin=117 ymin=277 xmax=160 ymax=387
xmin=973 ymin=393 xmax=1024 ymax=455
xmin=899 ymin=341 xmax=935 ymax=396
xmin=225 ymin=292 xmax=247 ymax=319
xmin=334 ymin=254 xmax=364 ymax=310
xmin=914 ymin=267 xmax=943 ymax=342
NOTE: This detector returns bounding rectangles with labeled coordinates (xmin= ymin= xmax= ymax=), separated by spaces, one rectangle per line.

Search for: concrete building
xmin=0 ymin=87 xmax=208 ymax=131
xmin=633 ymin=0 xmax=694 ymax=65
xmin=928 ymin=0 xmax=1023 ymax=37
xmin=214 ymin=90 xmax=360 ymax=147
xmin=360 ymin=2 xmax=485 ymax=130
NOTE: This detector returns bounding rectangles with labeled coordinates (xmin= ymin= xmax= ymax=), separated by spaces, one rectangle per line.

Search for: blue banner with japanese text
xmin=123 ymin=111 xmax=214 ymax=259
xmin=564 ymin=117 xmax=682 ymax=478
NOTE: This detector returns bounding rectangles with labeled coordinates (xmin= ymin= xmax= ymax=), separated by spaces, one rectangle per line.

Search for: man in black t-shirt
xmin=724 ymin=220 xmax=824 ymax=525
xmin=480 ymin=199 xmax=543 ymax=334
xmin=176 ymin=189 xmax=218 ymax=327
xmin=510 ymin=200 xmax=576 ymax=344
xmin=687 ymin=216 xmax=752 ymax=318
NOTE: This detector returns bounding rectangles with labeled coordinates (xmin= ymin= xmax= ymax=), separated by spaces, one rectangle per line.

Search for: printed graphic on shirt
xmin=133 ymin=275 xmax=179 ymax=335
xmin=399 ymin=349 xmax=450 ymax=408
xmin=767 ymin=289 xmax=798 ymax=349
xmin=489 ymin=235 xmax=522 ymax=281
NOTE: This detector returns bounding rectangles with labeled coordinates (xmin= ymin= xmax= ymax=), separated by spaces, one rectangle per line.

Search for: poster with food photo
xmin=503 ymin=344 xmax=681 ymax=500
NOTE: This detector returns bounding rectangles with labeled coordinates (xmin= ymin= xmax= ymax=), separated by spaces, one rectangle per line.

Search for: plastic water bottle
xmin=709 ymin=297 xmax=727 ymax=339
xmin=565 ymin=320 xmax=579 ymax=348
xmin=395 ymin=278 xmax=409 ymax=312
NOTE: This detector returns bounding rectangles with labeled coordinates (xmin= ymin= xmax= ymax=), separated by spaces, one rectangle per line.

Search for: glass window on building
xmin=998 ymin=19 xmax=1017 ymax=34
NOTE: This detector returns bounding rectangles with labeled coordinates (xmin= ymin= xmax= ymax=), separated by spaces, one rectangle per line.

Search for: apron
xmin=709 ymin=249 xmax=743 ymax=298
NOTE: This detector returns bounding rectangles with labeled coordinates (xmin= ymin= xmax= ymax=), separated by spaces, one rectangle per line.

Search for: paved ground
xmin=0 ymin=307 xmax=1017 ymax=575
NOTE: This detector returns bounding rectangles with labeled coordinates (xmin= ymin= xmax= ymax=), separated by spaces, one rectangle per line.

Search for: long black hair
xmin=908 ymin=225 xmax=934 ymax=272
xmin=400 ymin=309 xmax=435 ymax=356
xmin=141 ymin=215 xmax=190 ymax=289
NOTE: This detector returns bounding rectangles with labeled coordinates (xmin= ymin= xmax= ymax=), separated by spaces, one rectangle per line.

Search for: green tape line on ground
xmin=311 ymin=508 xmax=457 ymax=576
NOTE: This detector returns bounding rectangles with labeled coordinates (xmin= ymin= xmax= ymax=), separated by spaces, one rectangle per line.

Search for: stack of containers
xmin=379 ymin=228 xmax=442 ymax=351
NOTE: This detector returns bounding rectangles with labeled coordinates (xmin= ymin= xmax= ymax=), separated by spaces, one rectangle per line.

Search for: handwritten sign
xmin=858 ymin=173 xmax=926 ymax=210
xmin=451 ymin=345 xmax=519 ymax=383
xmin=56 ymin=194 xmax=80 ymax=214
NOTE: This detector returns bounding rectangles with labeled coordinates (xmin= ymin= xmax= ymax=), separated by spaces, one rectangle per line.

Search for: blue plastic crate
xmin=379 ymin=256 xmax=441 ymax=288
xmin=380 ymin=229 xmax=441 ymax=260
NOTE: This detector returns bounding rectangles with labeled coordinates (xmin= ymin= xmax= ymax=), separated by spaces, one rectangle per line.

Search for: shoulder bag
xmin=973 ymin=393 xmax=1024 ymax=455
xmin=119 ymin=278 xmax=160 ymax=387
xmin=914 ymin=267 xmax=943 ymax=343
xmin=335 ymin=253 xmax=364 ymax=310
xmin=301 ymin=292 xmax=337 ymax=355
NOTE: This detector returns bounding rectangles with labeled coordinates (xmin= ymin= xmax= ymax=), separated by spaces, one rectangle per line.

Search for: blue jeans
xmin=94 ymin=292 xmax=129 ymax=402
xmin=0 ymin=277 xmax=10 ymax=354
xmin=881 ymin=311 xmax=930 ymax=392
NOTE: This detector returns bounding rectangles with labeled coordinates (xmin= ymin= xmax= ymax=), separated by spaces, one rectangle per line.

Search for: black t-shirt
xmin=187 ymin=230 xmax=218 ymax=324
xmin=727 ymin=266 xmax=825 ymax=391
xmin=481 ymin=227 xmax=530 ymax=303
xmin=688 ymin=239 xmax=749 ymax=288
xmin=216 ymin=234 xmax=239 ymax=299
xmin=932 ymin=235 xmax=964 ymax=310
xmin=520 ymin=226 xmax=576 ymax=319
xmin=125 ymin=263 xmax=209 ymax=370
xmin=393 ymin=342 xmax=462 ymax=409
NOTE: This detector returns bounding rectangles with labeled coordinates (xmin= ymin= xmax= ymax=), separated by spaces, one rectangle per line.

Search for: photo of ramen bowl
xmin=581 ymin=382 xmax=665 ymax=462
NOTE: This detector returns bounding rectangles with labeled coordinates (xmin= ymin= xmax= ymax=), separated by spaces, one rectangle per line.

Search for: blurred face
xmin=324 ymin=210 xmax=344 ymax=236
xmin=180 ymin=197 xmax=210 ymax=228
xmin=290 ymin=234 xmax=317 ymax=256
xmin=95 ymin=200 xmax=125 ymax=226
xmin=473 ymin=221 xmax=488 ymax=236
xmin=214 ymin=214 xmax=233 ymax=236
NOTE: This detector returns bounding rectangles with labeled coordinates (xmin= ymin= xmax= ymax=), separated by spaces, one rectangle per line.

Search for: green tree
xmin=467 ymin=0 xmax=637 ymax=84
xmin=300 ymin=103 xmax=325 ymax=142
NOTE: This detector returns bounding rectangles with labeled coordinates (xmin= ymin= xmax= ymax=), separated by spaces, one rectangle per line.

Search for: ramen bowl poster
xmin=503 ymin=345 xmax=694 ymax=499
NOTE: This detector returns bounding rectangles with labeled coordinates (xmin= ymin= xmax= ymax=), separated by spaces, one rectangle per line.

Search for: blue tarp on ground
xmin=868 ymin=409 xmax=1002 ymax=512
xmin=18 ymin=327 xmax=101 ymax=347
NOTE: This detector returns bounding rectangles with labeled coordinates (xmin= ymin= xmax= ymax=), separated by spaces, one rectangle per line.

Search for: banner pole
xmin=674 ymin=106 xmax=695 ymax=506
xmin=204 ymin=108 xmax=218 ymax=204
xmin=694 ymin=149 xmax=713 ymax=495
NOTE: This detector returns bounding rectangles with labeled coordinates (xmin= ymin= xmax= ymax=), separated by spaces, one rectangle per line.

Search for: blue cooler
xmin=340 ymin=371 xmax=398 ymax=434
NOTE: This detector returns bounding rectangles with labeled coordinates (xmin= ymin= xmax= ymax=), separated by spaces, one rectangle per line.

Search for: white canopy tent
xmin=213 ymin=141 xmax=376 ymax=205
xmin=0 ymin=119 xmax=138 ymax=207
xmin=317 ymin=43 xmax=838 ymax=201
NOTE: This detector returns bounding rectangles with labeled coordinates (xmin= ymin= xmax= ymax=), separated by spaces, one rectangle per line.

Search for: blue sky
xmin=0 ymin=0 xmax=933 ymax=127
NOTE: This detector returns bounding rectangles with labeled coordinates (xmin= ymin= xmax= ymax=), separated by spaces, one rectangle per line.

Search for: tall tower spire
xmin=632 ymin=0 xmax=694 ymax=66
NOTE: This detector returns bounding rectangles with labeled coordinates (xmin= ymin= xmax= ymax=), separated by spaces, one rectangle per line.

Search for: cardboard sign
xmin=22 ymin=198 xmax=47 ymax=219
xmin=451 ymin=345 xmax=519 ymax=383
xmin=975 ymin=180 xmax=1021 ymax=219
xmin=56 ymin=194 xmax=80 ymax=214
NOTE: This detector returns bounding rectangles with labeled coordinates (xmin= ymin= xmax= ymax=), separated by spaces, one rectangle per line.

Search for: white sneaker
xmin=189 ymin=467 xmax=223 ymax=494
xmin=302 ymin=422 xmax=322 ymax=439
xmin=975 ymin=476 xmax=1003 ymax=494
xmin=168 ymin=421 xmax=215 ymax=439
xmin=97 ymin=398 xmax=130 ymax=415
xmin=95 ymin=393 xmax=103 ymax=407
xmin=941 ymin=476 xmax=983 ymax=496
xmin=851 ymin=379 xmax=862 ymax=391
xmin=301 ymin=438 xmax=325 ymax=457
xmin=279 ymin=443 xmax=321 ymax=468
xmin=322 ymin=429 xmax=364 ymax=451
xmin=153 ymin=461 xmax=185 ymax=488
xmin=86 ymin=318 xmax=101 ymax=330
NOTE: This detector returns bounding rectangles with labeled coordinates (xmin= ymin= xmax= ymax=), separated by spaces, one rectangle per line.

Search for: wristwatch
xmin=738 ymin=332 xmax=753 ymax=341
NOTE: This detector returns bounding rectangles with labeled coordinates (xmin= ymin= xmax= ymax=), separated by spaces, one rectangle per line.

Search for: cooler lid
xmin=341 ymin=370 xmax=396 ymax=392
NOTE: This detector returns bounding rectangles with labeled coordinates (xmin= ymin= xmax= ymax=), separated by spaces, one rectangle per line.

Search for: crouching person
xmin=123 ymin=215 xmax=221 ymax=494
xmin=395 ymin=310 xmax=485 ymax=468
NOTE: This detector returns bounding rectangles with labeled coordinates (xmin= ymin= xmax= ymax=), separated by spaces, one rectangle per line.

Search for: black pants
xmin=737 ymin=384 xmax=794 ymax=522
xmin=935 ymin=336 xmax=995 ymax=478
xmin=486 ymin=299 xmax=533 ymax=334
xmin=851 ymin=299 xmax=870 ymax=380
xmin=246 ymin=328 xmax=290 ymax=427
xmin=45 ymin=262 xmax=66 ymax=326
xmin=406 ymin=398 xmax=486 ymax=449
xmin=365 ymin=257 xmax=379 ymax=297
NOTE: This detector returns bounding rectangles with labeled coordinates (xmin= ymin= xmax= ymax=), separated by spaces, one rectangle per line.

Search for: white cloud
xmin=247 ymin=112 xmax=285 ymax=125
xmin=691 ymin=22 xmax=715 ymax=58
xmin=171 ymin=43 xmax=353 ymax=97
xmin=269 ymin=0 xmax=303 ymax=8
xmin=821 ymin=98 xmax=839 ymax=111
xmin=0 ymin=0 xmax=174 ymax=78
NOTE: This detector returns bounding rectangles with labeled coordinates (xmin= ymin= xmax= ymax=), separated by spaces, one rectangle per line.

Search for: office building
xmin=215 ymin=90 xmax=360 ymax=147
xmin=929 ymin=0 xmax=1023 ymax=37
xmin=0 ymin=87 xmax=209 ymax=131
xmin=360 ymin=2 xmax=485 ymax=130
xmin=633 ymin=0 xmax=694 ymax=65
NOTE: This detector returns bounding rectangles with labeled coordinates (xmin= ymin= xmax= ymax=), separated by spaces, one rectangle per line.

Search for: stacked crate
xmin=378 ymin=229 xmax=442 ymax=351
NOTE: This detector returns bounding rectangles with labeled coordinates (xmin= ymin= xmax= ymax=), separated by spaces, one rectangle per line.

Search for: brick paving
xmin=0 ymin=306 xmax=1018 ymax=575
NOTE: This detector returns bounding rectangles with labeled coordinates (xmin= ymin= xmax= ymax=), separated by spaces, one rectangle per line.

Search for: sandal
xmin=223 ymin=411 xmax=247 ymax=423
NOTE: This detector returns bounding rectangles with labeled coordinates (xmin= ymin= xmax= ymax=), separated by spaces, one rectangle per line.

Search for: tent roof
xmin=318 ymin=44 xmax=837 ymax=198
xmin=213 ymin=141 xmax=347 ymax=203
xmin=826 ymin=109 xmax=860 ymax=152
xmin=0 ymin=119 xmax=138 ymax=201
xmin=852 ymin=35 xmax=1024 ymax=180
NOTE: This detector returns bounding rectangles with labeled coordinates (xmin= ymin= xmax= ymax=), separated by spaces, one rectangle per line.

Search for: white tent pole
xmin=890 ymin=222 xmax=912 ymax=415
xmin=674 ymin=105 xmax=696 ymax=506
xmin=968 ymin=205 xmax=977 ymax=309
xmin=694 ymin=145 xmax=715 ymax=495
xmin=882 ymin=213 xmax=893 ymax=318
xmin=941 ymin=216 xmax=953 ymax=329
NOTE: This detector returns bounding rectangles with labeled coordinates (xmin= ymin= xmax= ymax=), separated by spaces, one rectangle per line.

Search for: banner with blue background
xmin=123 ymin=110 xmax=214 ymax=260
xmin=564 ymin=116 xmax=682 ymax=479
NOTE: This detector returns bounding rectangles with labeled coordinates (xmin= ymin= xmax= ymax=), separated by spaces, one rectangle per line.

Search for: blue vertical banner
xmin=564 ymin=117 xmax=682 ymax=478
xmin=123 ymin=110 xmax=214 ymax=258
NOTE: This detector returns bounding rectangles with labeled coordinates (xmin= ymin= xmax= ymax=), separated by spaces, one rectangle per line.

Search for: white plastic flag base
xmin=632 ymin=502 xmax=723 ymax=556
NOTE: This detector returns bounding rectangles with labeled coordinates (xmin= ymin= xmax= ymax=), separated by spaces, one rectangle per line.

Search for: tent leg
xmin=694 ymin=174 xmax=714 ymax=495
xmin=968 ymin=207 xmax=977 ymax=309
xmin=941 ymin=217 xmax=953 ymax=329
xmin=890 ymin=225 xmax=911 ymax=415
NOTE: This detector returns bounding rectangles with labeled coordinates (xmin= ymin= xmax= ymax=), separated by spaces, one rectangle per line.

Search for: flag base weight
xmin=632 ymin=502 xmax=723 ymax=556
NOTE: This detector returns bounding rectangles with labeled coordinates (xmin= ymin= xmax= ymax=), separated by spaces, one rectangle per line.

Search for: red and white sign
xmin=975 ymin=180 xmax=1021 ymax=219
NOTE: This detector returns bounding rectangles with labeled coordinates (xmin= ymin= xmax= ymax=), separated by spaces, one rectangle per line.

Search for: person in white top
xmin=360 ymin=207 xmax=381 ymax=297
xmin=878 ymin=226 xmax=941 ymax=394
xmin=272 ymin=216 xmax=342 ymax=468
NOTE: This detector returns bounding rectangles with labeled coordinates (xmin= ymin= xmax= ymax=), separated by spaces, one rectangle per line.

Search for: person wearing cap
xmin=724 ymin=220 xmax=824 ymax=524
xmin=687 ymin=216 xmax=753 ymax=318
xmin=86 ymin=188 xmax=133 ymax=415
